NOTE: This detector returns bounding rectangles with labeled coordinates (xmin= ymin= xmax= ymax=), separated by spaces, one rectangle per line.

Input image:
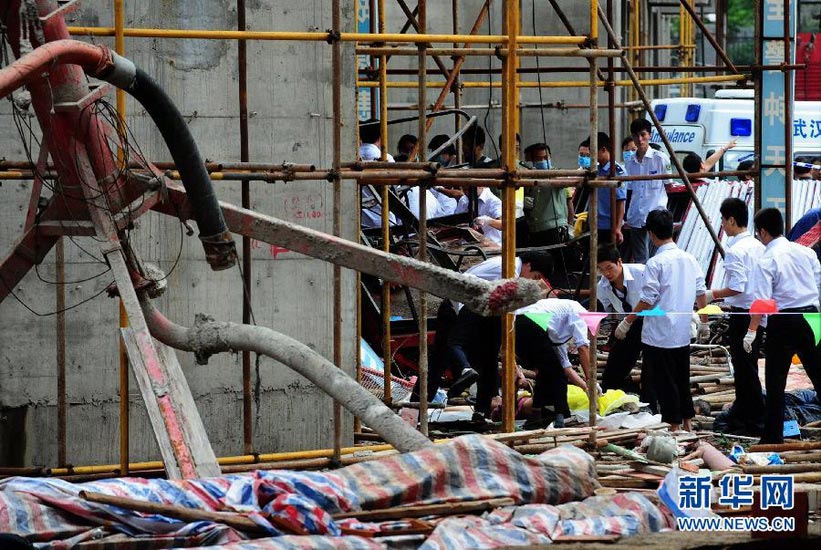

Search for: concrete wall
xmin=0 ymin=0 xmax=359 ymax=467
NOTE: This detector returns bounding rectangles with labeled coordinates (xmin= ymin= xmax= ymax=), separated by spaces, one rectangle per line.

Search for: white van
xmin=647 ymin=90 xmax=821 ymax=171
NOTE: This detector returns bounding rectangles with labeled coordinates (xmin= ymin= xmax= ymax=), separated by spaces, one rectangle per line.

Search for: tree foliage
xmin=727 ymin=0 xmax=755 ymax=34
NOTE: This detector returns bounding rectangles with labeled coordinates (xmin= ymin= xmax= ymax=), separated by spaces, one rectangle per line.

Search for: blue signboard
xmin=357 ymin=0 xmax=376 ymax=121
xmin=758 ymin=0 xmax=796 ymax=212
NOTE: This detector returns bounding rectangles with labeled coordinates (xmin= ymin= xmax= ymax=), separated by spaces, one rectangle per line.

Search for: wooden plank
xmin=157 ymin=340 xmax=221 ymax=477
xmin=121 ymin=327 xmax=181 ymax=479
xmin=122 ymin=328 xmax=220 ymax=478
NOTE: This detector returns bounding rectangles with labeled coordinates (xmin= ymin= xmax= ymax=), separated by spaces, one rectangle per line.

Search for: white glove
xmin=614 ymin=318 xmax=632 ymax=340
xmin=743 ymin=330 xmax=756 ymax=354
xmin=596 ymin=382 xmax=603 ymax=396
xmin=473 ymin=215 xmax=492 ymax=228
xmin=704 ymin=290 xmax=715 ymax=303
xmin=523 ymin=196 xmax=535 ymax=210
xmin=697 ymin=322 xmax=711 ymax=343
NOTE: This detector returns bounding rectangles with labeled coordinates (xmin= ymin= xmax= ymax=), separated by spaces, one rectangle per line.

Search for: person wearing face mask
xmin=581 ymin=133 xmax=627 ymax=244
xmin=621 ymin=136 xmax=637 ymax=163
xmin=522 ymin=142 xmax=574 ymax=248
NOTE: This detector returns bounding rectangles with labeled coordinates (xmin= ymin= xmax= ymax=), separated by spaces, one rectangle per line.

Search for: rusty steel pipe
xmin=331 ymin=0 xmax=344 ymax=461
xmin=237 ymin=0 xmax=254 ymax=457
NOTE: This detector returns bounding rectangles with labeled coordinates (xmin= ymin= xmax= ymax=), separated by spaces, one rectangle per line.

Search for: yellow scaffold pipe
xmin=67 ymin=26 xmax=588 ymax=46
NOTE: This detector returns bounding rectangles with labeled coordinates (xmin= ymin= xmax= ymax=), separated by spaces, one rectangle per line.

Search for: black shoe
xmin=472 ymin=411 xmax=490 ymax=423
xmin=447 ymin=368 xmax=479 ymax=398
xmin=523 ymin=408 xmax=557 ymax=430
xmin=553 ymin=414 xmax=565 ymax=428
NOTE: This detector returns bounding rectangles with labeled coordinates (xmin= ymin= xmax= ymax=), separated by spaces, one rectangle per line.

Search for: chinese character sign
xmin=718 ymin=475 xmax=755 ymax=510
xmin=678 ymin=475 xmax=712 ymax=511
xmin=758 ymin=1 xmax=796 ymax=213
xmin=761 ymin=475 xmax=795 ymax=510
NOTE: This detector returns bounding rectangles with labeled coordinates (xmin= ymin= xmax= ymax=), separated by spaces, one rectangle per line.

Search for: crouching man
xmin=515 ymin=298 xmax=592 ymax=428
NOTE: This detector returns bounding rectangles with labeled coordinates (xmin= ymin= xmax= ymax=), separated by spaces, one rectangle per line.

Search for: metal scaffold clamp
xmin=325 ymin=29 xmax=341 ymax=44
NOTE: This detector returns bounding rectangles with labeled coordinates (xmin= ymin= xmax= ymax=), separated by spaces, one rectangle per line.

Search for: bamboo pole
xmin=80 ymin=491 xmax=268 ymax=534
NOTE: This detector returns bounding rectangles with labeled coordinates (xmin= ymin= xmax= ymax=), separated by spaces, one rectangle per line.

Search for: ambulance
xmin=647 ymin=89 xmax=821 ymax=171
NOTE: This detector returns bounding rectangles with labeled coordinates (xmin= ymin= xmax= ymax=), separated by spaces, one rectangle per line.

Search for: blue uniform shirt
xmin=596 ymin=161 xmax=627 ymax=230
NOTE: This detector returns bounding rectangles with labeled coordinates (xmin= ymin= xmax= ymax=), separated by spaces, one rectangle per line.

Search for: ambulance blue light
xmin=654 ymin=104 xmax=667 ymax=121
xmin=685 ymin=104 xmax=701 ymax=122
xmin=730 ymin=118 xmax=752 ymax=136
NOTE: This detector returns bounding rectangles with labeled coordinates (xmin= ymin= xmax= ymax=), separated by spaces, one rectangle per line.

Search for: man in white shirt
xmin=596 ymin=244 xmax=655 ymax=409
xmin=515 ymin=299 xmax=592 ymax=429
xmin=615 ymin=209 xmax=708 ymax=432
xmin=397 ymin=185 xmax=448 ymax=220
xmin=455 ymin=187 xmax=503 ymax=245
xmin=703 ymin=198 xmax=766 ymax=433
xmin=746 ymin=208 xmax=821 ymax=444
xmin=624 ymin=118 xmax=669 ymax=264
xmin=359 ymin=120 xmax=397 ymax=228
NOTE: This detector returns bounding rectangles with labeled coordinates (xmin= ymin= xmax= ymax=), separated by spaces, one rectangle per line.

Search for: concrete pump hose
xmin=140 ymin=297 xmax=432 ymax=453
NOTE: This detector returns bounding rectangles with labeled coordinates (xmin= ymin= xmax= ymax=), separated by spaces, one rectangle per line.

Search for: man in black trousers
xmin=746 ymin=208 xmax=821 ymax=443
xmin=596 ymin=244 xmax=656 ymax=410
xmin=702 ymin=198 xmax=766 ymax=434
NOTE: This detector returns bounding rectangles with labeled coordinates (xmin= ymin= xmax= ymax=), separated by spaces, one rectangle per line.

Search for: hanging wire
xmin=0 ymin=22 xmax=187 ymax=312
xmin=483 ymin=0 xmax=498 ymax=161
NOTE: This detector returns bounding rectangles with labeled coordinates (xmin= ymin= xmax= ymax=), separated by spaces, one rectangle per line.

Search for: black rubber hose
xmin=124 ymin=67 xmax=236 ymax=269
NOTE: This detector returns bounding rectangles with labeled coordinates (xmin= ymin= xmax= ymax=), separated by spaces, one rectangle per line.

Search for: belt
xmin=729 ymin=307 xmax=750 ymax=313
xmin=781 ymin=305 xmax=819 ymax=313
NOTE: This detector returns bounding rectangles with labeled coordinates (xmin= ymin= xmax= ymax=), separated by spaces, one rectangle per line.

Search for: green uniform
xmin=525 ymin=187 xmax=568 ymax=233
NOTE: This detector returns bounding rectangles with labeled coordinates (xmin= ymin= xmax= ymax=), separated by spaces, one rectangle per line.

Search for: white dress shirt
xmin=430 ymin=188 xmax=458 ymax=216
xmin=624 ymin=148 xmax=669 ymax=228
xmin=597 ymin=263 xmax=646 ymax=313
xmin=453 ymin=256 xmax=522 ymax=313
xmin=401 ymin=186 xmax=446 ymax=220
xmin=516 ymin=299 xmax=590 ymax=368
xmin=749 ymin=236 xmax=821 ymax=310
xmin=639 ymin=242 xmax=707 ymax=348
xmin=722 ymin=233 xmax=765 ymax=309
xmin=360 ymin=143 xmax=397 ymax=228
xmin=455 ymin=187 xmax=504 ymax=244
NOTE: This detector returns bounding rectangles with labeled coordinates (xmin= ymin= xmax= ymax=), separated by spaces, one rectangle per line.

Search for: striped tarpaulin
xmin=0 ymin=436 xmax=605 ymax=549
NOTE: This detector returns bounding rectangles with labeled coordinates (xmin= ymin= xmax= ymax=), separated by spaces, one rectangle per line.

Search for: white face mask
xmin=623 ymin=150 xmax=636 ymax=163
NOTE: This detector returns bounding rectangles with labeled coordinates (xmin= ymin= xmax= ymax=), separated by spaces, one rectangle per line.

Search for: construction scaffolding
xmin=0 ymin=0 xmax=801 ymax=478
